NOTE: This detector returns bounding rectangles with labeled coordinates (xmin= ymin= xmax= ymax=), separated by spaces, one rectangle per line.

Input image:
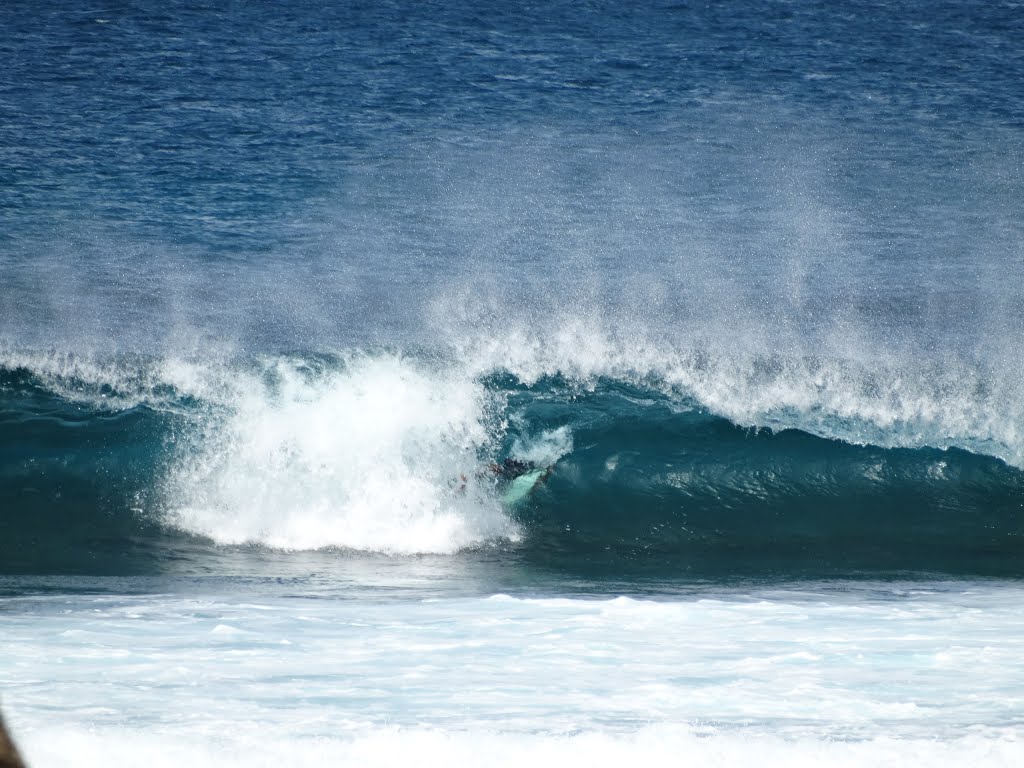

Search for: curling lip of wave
xmin=452 ymin=326 xmax=1023 ymax=468
xmin=2 ymin=336 xmax=1022 ymax=467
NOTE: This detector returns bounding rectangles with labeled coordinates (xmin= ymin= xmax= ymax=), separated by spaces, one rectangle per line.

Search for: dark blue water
xmin=2 ymin=0 xmax=1024 ymax=580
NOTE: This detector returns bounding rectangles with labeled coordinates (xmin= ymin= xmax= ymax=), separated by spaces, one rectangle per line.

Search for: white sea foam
xmin=5 ymin=585 xmax=1024 ymax=767
xmin=509 ymin=425 xmax=574 ymax=466
xmin=14 ymin=725 xmax=1023 ymax=768
xmin=162 ymin=353 xmax=516 ymax=553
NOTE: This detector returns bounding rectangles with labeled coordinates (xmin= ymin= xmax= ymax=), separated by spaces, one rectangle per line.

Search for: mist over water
xmin=3 ymin=0 xmax=1023 ymax=357
xmin=5 ymin=127 xmax=1023 ymax=353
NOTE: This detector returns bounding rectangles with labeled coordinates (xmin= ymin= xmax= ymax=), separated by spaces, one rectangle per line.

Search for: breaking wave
xmin=2 ymin=333 xmax=1022 ymax=576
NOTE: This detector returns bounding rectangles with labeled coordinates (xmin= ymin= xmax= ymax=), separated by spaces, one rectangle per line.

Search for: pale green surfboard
xmin=501 ymin=468 xmax=548 ymax=507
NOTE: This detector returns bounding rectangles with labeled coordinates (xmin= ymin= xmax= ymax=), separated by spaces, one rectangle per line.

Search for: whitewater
xmin=3 ymin=0 xmax=1024 ymax=765
xmin=5 ymin=582 xmax=1024 ymax=767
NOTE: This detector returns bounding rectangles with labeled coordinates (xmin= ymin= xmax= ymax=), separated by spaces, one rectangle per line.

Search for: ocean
xmin=2 ymin=0 xmax=1024 ymax=765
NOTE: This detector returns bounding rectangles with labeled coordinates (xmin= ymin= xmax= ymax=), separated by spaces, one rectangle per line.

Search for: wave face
xmin=3 ymin=345 xmax=1023 ymax=577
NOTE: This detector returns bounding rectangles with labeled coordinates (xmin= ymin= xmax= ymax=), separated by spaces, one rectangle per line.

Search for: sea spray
xmin=162 ymin=353 xmax=518 ymax=553
xmin=447 ymin=322 xmax=1024 ymax=468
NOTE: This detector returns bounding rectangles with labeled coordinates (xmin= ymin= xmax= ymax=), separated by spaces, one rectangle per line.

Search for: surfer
xmin=486 ymin=458 xmax=534 ymax=480
xmin=452 ymin=458 xmax=551 ymax=497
